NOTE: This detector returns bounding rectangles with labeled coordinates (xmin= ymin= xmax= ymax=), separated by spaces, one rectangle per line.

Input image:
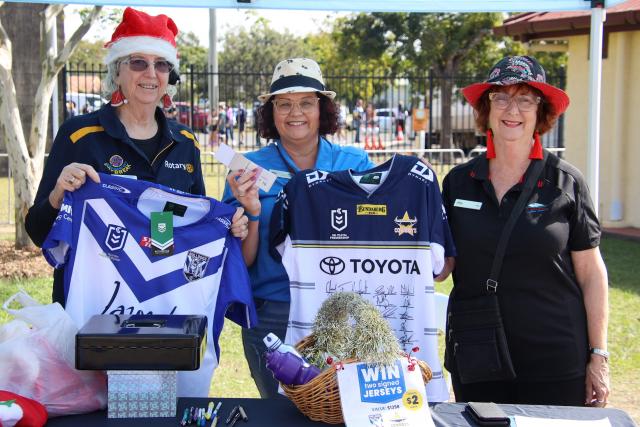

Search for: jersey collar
xmin=98 ymin=105 xmax=174 ymax=153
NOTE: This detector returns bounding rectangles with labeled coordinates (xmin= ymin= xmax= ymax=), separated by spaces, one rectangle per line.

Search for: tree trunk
xmin=0 ymin=4 xmax=101 ymax=248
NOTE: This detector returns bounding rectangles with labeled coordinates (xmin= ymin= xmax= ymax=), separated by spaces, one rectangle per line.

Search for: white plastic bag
xmin=0 ymin=291 xmax=107 ymax=417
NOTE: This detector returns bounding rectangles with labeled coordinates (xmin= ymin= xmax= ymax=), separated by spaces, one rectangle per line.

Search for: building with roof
xmin=495 ymin=0 xmax=640 ymax=228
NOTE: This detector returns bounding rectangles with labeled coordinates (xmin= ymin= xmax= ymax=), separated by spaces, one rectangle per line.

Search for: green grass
xmin=0 ymin=235 xmax=637 ymax=421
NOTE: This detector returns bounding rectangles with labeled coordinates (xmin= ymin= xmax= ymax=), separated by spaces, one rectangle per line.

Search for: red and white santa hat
xmin=104 ymin=7 xmax=179 ymax=70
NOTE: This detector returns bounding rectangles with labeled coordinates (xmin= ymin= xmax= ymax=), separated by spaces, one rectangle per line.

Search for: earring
xmin=110 ymin=88 xmax=127 ymax=107
xmin=161 ymin=93 xmax=173 ymax=109
xmin=530 ymin=131 xmax=543 ymax=159
xmin=485 ymin=128 xmax=496 ymax=159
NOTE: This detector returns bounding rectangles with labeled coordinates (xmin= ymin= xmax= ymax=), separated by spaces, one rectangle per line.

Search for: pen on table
xmin=180 ymin=407 xmax=190 ymax=426
xmin=205 ymin=401 xmax=215 ymax=420
xmin=210 ymin=401 xmax=222 ymax=427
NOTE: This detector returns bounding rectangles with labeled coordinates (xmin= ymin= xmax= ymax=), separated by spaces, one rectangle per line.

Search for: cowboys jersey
xmin=271 ymin=154 xmax=453 ymax=402
xmin=43 ymin=173 xmax=256 ymax=397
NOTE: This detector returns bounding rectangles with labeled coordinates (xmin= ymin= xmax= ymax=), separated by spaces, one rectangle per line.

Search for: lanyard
xmin=274 ymin=142 xmax=298 ymax=176
xmin=274 ymin=137 xmax=331 ymax=176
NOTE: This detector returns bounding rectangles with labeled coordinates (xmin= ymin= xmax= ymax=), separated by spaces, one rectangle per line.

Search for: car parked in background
xmin=65 ymin=92 xmax=107 ymax=114
xmin=174 ymin=102 xmax=209 ymax=132
xmin=375 ymin=108 xmax=396 ymax=132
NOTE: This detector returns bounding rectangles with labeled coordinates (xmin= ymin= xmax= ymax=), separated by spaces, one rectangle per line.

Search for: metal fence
xmin=0 ymin=147 xmax=565 ymax=225
xmin=62 ymin=65 xmax=566 ymax=151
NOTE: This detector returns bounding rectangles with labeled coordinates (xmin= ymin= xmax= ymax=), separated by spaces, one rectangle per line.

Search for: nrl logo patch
xmin=105 ymin=225 xmax=128 ymax=251
xmin=394 ymin=211 xmax=418 ymax=236
xmin=331 ymin=208 xmax=348 ymax=232
xmin=184 ymin=251 xmax=210 ymax=282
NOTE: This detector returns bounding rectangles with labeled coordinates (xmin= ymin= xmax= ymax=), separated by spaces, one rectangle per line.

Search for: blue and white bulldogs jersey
xmin=43 ymin=173 xmax=256 ymax=397
xmin=271 ymin=154 xmax=453 ymax=402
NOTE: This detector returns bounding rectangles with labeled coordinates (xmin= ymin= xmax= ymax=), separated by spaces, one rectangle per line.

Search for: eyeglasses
xmin=121 ymin=57 xmax=174 ymax=74
xmin=489 ymin=92 xmax=541 ymax=112
xmin=272 ymin=97 xmax=319 ymax=115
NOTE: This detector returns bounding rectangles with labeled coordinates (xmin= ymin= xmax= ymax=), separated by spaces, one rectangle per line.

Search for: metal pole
xmin=208 ymin=9 xmax=219 ymax=111
xmin=51 ymin=15 xmax=59 ymax=137
xmin=587 ymin=5 xmax=605 ymax=216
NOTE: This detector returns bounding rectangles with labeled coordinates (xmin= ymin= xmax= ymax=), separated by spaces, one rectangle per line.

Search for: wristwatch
xmin=590 ymin=347 xmax=610 ymax=361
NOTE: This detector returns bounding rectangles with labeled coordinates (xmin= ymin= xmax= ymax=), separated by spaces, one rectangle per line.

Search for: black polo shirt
xmin=442 ymin=150 xmax=601 ymax=381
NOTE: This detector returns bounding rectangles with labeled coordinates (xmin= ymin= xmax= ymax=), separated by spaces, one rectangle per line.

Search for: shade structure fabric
xmin=0 ymin=0 xmax=629 ymax=11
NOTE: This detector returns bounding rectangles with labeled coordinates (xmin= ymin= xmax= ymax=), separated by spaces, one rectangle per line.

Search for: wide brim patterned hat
xmin=462 ymin=56 xmax=570 ymax=115
xmin=258 ymin=58 xmax=336 ymax=103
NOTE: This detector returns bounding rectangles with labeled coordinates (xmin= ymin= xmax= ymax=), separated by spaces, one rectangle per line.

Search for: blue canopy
xmin=0 ymin=0 xmax=628 ymax=12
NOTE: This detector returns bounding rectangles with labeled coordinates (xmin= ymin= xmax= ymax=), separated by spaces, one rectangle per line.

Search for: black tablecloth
xmin=46 ymin=397 xmax=637 ymax=426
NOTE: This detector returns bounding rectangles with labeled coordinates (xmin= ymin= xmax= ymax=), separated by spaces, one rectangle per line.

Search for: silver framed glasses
xmin=488 ymin=92 xmax=541 ymax=112
xmin=271 ymin=97 xmax=320 ymax=115
xmin=121 ymin=57 xmax=174 ymax=74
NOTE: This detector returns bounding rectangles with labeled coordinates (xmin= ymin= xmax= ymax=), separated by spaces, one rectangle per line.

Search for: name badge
xmin=454 ymin=199 xmax=482 ymax=210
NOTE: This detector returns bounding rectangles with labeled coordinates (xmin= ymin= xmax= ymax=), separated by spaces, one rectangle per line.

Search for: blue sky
xmin=65 ymin=6 xmax=347 ymax=47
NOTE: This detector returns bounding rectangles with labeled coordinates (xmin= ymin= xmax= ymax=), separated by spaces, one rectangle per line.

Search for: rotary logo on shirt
xmin=104 ymin=154 xmax=132 ymax=175
xmin=394 ymin=211 xmax=417 ymax=236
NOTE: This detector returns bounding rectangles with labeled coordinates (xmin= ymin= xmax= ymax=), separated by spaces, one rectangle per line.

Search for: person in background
xmin=363 ymin=102 xmax=381 ymax=150
xmin=334 ymin=100 xmax=347 ymax=144
xmin=395 ymin=102 xmax=407 ymax=140
xmin=237 ymin=102 xmax=247 ymax=146
xmin=66 ymin=100 xmax=78 ymax=118
xmin=226 ymin=103 xmax=235 ymax=145
xmin=222 ymin=58 xmax=375 ymax=398
xmin=217 ymin=103 xmax=227 ymax=145
xmin=208 ymin=108 xmax=219 ymax=147
xmin=25 ymin=7 xmax=249 ymax=306
xmin=442 ymin=56 xmax=609 ymax=406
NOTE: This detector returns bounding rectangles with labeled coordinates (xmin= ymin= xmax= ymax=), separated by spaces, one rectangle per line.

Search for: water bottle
xmin=263 ymin=333 xmax=321 ymax=386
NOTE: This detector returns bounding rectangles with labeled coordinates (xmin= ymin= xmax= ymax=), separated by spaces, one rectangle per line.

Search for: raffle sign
xmin=337 ymin=358 xmax=435 ymax=427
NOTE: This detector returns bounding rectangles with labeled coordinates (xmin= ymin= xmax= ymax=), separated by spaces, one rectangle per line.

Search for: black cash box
xmin=76 ymin=314 xmax=207 ymax=371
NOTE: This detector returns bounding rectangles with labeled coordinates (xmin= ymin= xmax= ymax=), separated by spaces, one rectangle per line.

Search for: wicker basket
xmin=281 ymin=335 xmax=433 ymax=425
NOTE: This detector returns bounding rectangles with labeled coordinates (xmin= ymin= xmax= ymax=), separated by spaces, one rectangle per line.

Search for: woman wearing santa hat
xmin=25 ymin=8 xmax=249 ymax=306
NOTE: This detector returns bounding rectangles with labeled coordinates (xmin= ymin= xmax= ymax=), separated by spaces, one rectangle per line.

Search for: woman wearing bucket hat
xmin=26 ymin=9 xmax=247 ymax=321
xmin=221 ymin=58 xmax=375 ymax=398
xmin=441 ymin=56 xmax=609 ymax=406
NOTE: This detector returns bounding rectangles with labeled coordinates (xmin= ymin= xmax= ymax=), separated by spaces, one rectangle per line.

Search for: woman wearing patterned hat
xmin=26 ymin=8 xmax=247 ymax=308
xmin=222 ymin=57 xmax=375 ymax=398
xmin=441 ymin=56 xmax=609 ymax=406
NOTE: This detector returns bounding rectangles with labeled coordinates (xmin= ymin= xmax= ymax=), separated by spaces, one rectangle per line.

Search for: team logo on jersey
xmin=356 ymin=204 xmax=387 ymax=216
xmin=331 ymin=208 xmax=348 ymax=232
xmin=184 ymin=250 xmax=210 ymax=282
xmin=164 ymin=160 xmax=194 ymax=173
xmin=409 ymin=161 xmax=434 ymax=183
xmin=104 ymin=154 xmax=132 ymax=175
xmin=306 ymin=170 xmax=329 ymax=186
xmin=319 ymin=256 xmax=346 ymax=275
xmin=394 ymin=211 xmax=418 ymax=236
xmin=105 ymin=225 xmax=129 ymax=251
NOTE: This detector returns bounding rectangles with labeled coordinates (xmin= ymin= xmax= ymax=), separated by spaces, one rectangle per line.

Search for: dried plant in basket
xmin=302 ymin=292 xmax=401 ymax=369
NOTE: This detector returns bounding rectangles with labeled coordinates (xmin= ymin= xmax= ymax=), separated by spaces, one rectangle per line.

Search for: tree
xmin=337 ymin=12 xmax=503 ymax=149
xmin=304 ymin=16 xmax=394 ymax=108
xmin=0 ymin=3 xmax=102 ymax=248
xmin=177 ymin=31 xmax=207 ymax=69
xmin=218 ymin=18 xmax=311 ymax=104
